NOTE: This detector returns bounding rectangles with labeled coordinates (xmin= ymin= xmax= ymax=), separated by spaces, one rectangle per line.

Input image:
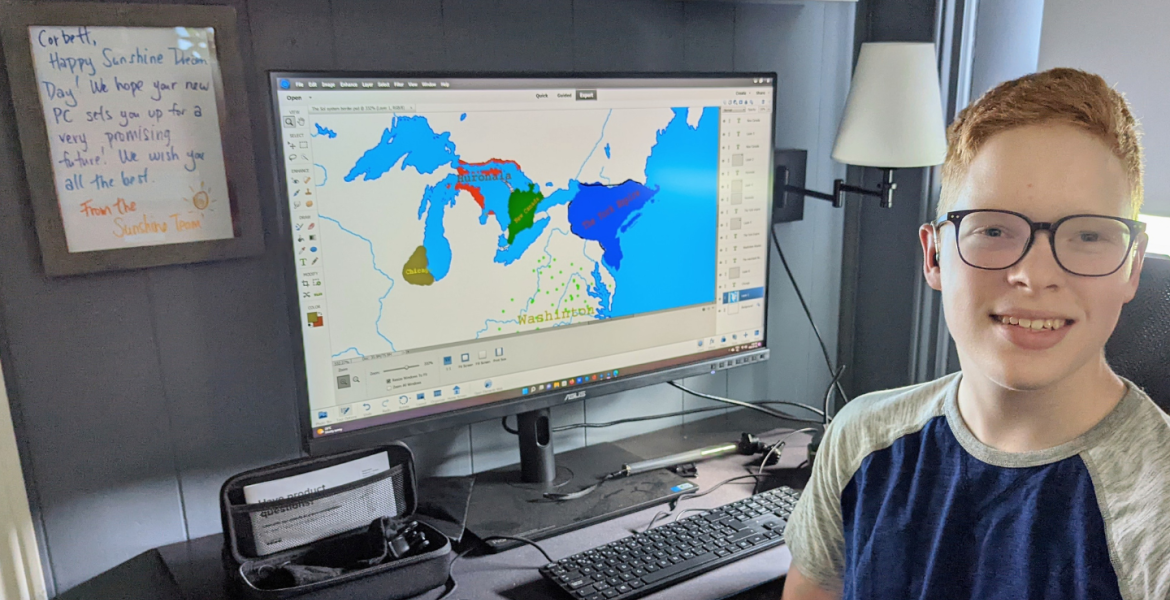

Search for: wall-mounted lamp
xmin=776 ymin=42 xmax=947 ymax=220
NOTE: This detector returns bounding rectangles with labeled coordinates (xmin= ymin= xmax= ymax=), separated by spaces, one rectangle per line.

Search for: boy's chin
xmin=981 ymin=359 xmax=1071 ymax=392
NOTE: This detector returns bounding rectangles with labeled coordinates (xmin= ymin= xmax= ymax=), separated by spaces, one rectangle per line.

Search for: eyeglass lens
xmin=956 ymin=212 xmax=1133 ymax=276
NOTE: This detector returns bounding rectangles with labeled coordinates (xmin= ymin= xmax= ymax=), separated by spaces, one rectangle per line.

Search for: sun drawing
xmin=184 ymin=182 xmax=216 ymax=211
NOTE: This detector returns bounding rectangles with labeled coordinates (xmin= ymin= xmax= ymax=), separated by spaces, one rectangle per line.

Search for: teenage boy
xmin=782 ymin=68 xmax=1170 ymax=600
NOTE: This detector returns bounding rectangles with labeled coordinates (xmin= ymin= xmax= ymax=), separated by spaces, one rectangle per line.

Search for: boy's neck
xmin=957 ymin=358 xmax=1127 ymax=453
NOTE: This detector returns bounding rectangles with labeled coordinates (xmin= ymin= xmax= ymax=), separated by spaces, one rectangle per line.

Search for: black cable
xmin=641 ymin=473 xmax=768 ymax=532
xmin=770 ymin=224 xmax=851 ymax=416
xmin=437 ymin=535 xmax=556 ymax=600
xmin=540 ymin=471 xmax=622 ymax=502
xmin=481 ymin=536 xmax=554 ymax=564
xmin=668 ymin=381 xmax=824 ymax=423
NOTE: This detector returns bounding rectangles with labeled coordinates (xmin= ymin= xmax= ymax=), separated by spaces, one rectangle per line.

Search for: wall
xmin=0 ymin=0 xmax=854 ymax=593
xmin=1038 ymin=0 xmax=1170 ymax=216
xmin=0 ymin=356 xmax=46 ymax=600
xmin=969 ymin=0 xmax=1044 ymax=100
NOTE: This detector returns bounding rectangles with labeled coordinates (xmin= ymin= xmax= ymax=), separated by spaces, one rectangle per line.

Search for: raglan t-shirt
xmin=785 ymin=372 xmax=1170 ymax=600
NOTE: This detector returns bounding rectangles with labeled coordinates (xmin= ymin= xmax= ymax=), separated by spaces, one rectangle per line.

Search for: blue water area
xmin=495 ymin=217 xmax=549 ymax=265
xmin=536 ymin=180 xmax=580 ymax=213
xmin=457 ymin=160 xmax=535 ymax=231
xmin=314 ymin=123 xmax=337 ymax=139
xmin=344 ymin=116 xmax=458 ymax=181
xmin=460 ymin=113 xmax=467 ymax=121
xmin=566 ymin=179 xmax=657 ymax=270
xmin=604 ymin=143 xmax=611 ymax=159
xmin=606 ymin=107 xmax=719 ymax=317
xmin=419 ymin=174 xmax=460 ymax=281
xmin=587 ymin=261 xmax=613 ymax=319
xmin=545 ymin=181 xmax=554 ymax=187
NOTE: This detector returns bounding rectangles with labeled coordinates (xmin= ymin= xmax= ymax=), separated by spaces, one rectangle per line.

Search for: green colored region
xmin=402 ymin=246 xmax=435 ymax=286
xmin=506 ymin=184 xmax=544 ymax=245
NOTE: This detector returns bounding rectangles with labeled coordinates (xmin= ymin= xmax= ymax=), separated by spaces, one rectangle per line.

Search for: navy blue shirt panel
xmin=839 ymin=416 xmax=1123 ymax=600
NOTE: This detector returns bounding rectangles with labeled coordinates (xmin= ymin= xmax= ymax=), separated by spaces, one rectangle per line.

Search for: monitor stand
xmin=464 ymin=407 xmax=690 ymax=552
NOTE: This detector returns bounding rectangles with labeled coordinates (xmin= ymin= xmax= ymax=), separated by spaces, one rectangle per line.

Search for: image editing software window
xmin=272 ymin=75 xmax=775 ymax=437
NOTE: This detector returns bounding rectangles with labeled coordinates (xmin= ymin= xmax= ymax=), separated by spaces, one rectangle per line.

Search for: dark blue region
xmin=840 ymin=416 xmax=1122 ymax=600
xmin=314 ymin=123 xmax=337 ymax=138
xmin=460 ymin=113 xmax=467 ymax=121
xmin=604 ymin=107 xmax=720 ymax=317
xmin=587 ymin=262 xmax=612 ymax=319
xmin=722 ymin=287 xmax=764 ymax=303
xmin=344 ymin=115 xmax=458 ymax=181
xmin=604 ymin=143 xmax=611 ymax=158
xmin=567 ymin=180 xmax=656 ymax=270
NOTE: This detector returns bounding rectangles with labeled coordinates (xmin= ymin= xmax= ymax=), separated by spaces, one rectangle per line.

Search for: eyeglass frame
xmin=932 ymin=209 xmax=1147 ymax=277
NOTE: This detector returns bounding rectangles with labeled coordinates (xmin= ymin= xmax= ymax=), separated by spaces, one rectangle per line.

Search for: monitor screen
xmin=271 ymin=74 xmax=775 ymax=440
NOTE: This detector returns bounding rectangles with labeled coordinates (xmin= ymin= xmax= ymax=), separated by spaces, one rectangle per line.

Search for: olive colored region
xmin=402 ymin=245 xmax=435 ymax=286
xmin=506 ymin=183 xmax=544 ymax=244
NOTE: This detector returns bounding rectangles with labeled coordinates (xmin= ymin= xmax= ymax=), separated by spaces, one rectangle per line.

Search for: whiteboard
xmin=28 ymin=25 xmax=235 ymax=252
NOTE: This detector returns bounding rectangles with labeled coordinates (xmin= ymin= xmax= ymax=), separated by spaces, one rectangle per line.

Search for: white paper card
xmin=242 ymin=452 xmax=396 ymax=556
xmin=27 ymin=26 xmax=235 ymax=252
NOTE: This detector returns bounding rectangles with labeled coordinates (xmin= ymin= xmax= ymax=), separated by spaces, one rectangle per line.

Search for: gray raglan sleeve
xmin=785 ymin=418 xmax=849 ymax=592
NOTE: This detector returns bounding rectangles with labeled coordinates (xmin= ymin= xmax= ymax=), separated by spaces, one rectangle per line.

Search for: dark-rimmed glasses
xmin=933 ymin=209 xmax=1146 ymax=277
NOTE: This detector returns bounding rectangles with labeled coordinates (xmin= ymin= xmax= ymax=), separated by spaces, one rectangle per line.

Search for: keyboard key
xmin=617 ymin=584 xmax=632 ymax=594
xmin=630 ymin=580 xmax=644 ymax=589
xmin=603 ymin=591 xmax=619 ymax=599
xmin=568 ymin=579 xmax=588 ymax=589
xmin=575 ymin=585 xmax=595 ymax=597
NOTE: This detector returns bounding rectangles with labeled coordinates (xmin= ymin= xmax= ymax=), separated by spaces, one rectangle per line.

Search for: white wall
xmin=970 ymin=0 xmax=1044 ymax=100
xmin=1039 ymin=0 xmax=1170 ymax=216
xmin=0 ymin=360 xmax=47 ymax=600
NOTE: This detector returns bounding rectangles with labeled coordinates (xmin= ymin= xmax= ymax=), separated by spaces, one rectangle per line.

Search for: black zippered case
xmin=219 ymin=443 xmax=451 ymax=599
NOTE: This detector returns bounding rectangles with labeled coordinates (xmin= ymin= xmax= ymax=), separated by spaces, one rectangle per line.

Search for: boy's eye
xmin=1078 ymin=231 xmax=1100 ymax=243
xmin=974 ymin=227 xmax=1005 ymax=237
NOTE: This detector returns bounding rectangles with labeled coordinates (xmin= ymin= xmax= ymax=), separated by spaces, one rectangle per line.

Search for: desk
xmin=84 ymin=417 xmax=813 ymax=600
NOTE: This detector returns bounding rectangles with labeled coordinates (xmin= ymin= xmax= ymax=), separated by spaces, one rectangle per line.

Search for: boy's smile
xmin=922 ymin=123 xmax=1147 ymax=392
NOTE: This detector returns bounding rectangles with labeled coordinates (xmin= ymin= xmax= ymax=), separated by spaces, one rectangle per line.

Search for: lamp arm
xmin=778 ymin=166 xmax=898 ymax=209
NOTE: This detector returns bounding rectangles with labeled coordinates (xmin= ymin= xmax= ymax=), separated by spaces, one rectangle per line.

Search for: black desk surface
xmin=71 ymin=415 xmax=813 ymax=600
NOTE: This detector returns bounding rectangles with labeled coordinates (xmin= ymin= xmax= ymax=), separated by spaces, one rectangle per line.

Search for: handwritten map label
xmin=29 ymin=26 xmax=233 ymax=252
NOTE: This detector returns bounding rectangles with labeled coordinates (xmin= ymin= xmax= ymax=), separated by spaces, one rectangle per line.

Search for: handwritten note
xmin=28 ymin=26 xmax=234 ymax=252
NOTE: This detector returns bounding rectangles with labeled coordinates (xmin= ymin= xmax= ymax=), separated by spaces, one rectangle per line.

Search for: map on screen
xmin=308 ymin=106 xmax=719 ymax=358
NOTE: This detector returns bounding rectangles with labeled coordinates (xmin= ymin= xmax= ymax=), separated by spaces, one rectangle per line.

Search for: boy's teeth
xmin=997 ymin=316 xmax=1067 ymax=330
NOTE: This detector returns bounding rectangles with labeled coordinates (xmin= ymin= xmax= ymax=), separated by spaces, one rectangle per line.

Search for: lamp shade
xmin=832 ymin=42 xmax=947 ymax=168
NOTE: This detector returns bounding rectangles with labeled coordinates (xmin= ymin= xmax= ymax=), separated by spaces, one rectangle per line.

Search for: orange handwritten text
xmin=114 ymin=214 xmax=167 ymax=238
xmin=81 ymin=198 xmax=137 ymax=217
xmin=170 ymin=213 xmax=202 ymax=231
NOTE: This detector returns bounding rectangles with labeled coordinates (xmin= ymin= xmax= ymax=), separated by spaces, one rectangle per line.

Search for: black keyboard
xmin=541 ymin=485 xmax=801 ymax=600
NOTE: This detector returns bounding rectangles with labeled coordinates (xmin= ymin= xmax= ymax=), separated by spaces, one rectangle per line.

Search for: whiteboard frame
xmin=1 ymin=3 xmax=264 ymax=276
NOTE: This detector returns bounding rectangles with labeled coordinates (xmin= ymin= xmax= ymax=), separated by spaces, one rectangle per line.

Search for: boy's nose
xmin=1006 ymin=231 xmax=1064 ymax=289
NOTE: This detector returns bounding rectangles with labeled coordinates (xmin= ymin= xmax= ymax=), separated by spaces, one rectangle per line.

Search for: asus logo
xmin=565 ymin=391 xmax=586 ymax=401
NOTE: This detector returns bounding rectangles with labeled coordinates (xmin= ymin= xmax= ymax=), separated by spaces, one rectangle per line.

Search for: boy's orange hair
xmin=940 ymin=67 xmax=1143 ymax=218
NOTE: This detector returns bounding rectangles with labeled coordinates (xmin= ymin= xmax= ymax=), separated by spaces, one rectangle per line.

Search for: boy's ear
xmin=920 ymin=224 xmax=943 ymax=292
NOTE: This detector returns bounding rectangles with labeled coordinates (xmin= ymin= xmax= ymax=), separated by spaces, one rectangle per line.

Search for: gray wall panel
xmin=443 ymin=0 xmax=575 ymax=71
xmin=332 ymin=0 xmax=446 ymax=71
xmin=683 ymin=2 xmax=736 ymax=71
xmin=572 ymin=0 xmax=686 ymax=71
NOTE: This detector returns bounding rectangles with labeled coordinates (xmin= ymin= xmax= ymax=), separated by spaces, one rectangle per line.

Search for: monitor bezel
xmin=266 ymin=71 xmax=778 ymax=456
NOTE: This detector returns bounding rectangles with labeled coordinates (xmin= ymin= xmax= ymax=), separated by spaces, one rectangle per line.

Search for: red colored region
xmin=456 ymin=158 xmax=522 ymax=173
xmin=455 ymin=183 xmax=486 ymax=208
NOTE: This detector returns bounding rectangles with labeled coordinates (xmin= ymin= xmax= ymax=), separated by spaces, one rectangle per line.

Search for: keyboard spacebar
xmin=642 ymin=552 xmax=721 ymax=585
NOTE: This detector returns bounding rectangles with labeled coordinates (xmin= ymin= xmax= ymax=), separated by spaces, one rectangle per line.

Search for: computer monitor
xmin=270 ymin=73 xmax=775 ymax=466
